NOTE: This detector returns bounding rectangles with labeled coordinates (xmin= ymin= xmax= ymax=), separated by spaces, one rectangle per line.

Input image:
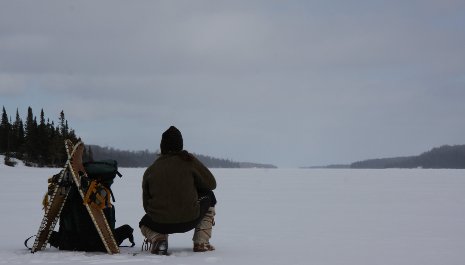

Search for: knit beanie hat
xmin=160 ymin=126 xmax=183 ymax=154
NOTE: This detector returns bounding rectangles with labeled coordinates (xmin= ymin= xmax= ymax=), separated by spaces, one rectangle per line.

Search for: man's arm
xmin=192 ymin=156 xmax=216 ymax=191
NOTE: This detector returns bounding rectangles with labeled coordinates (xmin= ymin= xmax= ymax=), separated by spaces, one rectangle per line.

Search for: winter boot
xmin=193 ymin=207 xmax=215 ymax=252
xmin=193 ymin=242 xmax=216 ymax=252
xmin=140 ymin=225 xmax=169 ymax=255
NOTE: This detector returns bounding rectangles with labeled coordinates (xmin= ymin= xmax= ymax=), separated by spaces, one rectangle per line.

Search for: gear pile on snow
xmin=29 ymin=139 xmax=134 ymax=254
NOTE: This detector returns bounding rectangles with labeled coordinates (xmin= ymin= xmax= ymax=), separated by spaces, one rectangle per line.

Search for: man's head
xmin=160 ymin=126 xmax=183 ymax=154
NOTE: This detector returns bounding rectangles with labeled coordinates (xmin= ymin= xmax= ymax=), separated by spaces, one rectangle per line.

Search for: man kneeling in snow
xmin=139 ymin=126 xmax=217 ymax=255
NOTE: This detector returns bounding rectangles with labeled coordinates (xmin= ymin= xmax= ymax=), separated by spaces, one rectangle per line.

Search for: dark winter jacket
xmin=142 ymin=151 xmax=216 ymax=224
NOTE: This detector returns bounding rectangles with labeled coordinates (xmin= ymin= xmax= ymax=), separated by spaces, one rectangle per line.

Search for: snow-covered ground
xmin=1 ymin=159 xmax=465 ymax=264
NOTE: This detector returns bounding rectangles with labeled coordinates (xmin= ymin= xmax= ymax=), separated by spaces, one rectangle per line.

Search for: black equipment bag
xmin=48 ymin=160 xmax=134 ymax=251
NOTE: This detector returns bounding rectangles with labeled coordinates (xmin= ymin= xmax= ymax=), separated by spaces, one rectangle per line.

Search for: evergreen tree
xmin=24 ymin=107 xmax=39 ymax=163
xmin=11 ymin=109 xmax=25 ymax=156
xmin=48 ymin=124 xmax=64 ymax=165
xmin=37 ymin=109 xmax=47 ymax=166
xmin=59 ymin=110 xmax=68 ymax=137
xmin=25 ymin=107 xmax=34 ymax=138
xmin=0 ymin=106 xmax=11 ymax=153
xmin=1 ymin=107 xmax=81 ymax=166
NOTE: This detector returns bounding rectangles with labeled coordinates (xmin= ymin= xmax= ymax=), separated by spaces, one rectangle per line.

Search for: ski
xmin=30 ymin=143 xmax=79 ymax=253
xmin=64 ymin=139 xmax=120 ymax=254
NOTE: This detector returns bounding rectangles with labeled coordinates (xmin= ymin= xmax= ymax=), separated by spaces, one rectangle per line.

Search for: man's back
xmin=143 ymin=154 xmax=201 ymax=223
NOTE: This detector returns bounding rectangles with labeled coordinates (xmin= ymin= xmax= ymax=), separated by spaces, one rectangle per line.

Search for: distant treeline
xmin=86 ymin=144 xmax=243 ymax=168
xmin=1 ymin=106 xmax=275 ymax=169
xmin=350 ymin=145 xmax=465 ymax=169
xmin=85 ymin=145 xmax=156 ymax=167
xmin=0 ymin=106 xmax=78 ymax=167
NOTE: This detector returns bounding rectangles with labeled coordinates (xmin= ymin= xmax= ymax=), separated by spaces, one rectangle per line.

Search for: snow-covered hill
xmin=1 ymin=161 xmax=464 ymax=264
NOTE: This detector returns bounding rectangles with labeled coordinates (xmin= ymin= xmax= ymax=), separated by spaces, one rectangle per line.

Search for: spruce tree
xmin=37 ymin=109 xmax=49 ymax=166
xmin=12 ymin=108 xmax=25 ymax=156
xmin=24 ymin=107 xmax=38 ymax=163
xmin=59 ymin=110 xmax=66 ymax=137
xmin=1 ymin=107 xmax=80 ymax=167
xmin=0 ymin=107 xmax=11 ymax=153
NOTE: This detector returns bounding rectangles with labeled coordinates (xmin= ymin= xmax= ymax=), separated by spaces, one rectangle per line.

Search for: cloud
xmin=0 ymin=74 xmax=28 ymax=96
xmin=1 ymin=1 xmax=464 ymax=166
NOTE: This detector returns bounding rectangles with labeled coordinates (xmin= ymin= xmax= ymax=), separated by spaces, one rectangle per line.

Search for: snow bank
xmin=0 ymin=155 xmax=25 ymax=168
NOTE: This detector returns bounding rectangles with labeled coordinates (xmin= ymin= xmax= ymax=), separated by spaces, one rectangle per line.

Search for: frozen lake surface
xmin=1 ymin=161 xmax=464 ymax=264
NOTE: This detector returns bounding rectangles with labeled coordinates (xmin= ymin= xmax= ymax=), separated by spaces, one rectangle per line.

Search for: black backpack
xmin=84 ymin=160 xmax=122 ymax=186
xmin=49 ymin=160 xmax=134 ymax=251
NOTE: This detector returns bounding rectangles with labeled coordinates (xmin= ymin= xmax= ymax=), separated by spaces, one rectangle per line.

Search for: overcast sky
xmin=1 ymin=1 xmax=465 ymax=167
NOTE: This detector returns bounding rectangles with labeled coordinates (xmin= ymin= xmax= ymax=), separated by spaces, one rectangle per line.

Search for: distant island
xmin=308 ymin=144 xmax=465 ymax=169
xmin=86 ymin=145 xmax=277 ymax=169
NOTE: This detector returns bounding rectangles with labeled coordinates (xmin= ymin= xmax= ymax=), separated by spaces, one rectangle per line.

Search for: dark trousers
xmin=139 ymin=191 xmax=216 ymax=234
